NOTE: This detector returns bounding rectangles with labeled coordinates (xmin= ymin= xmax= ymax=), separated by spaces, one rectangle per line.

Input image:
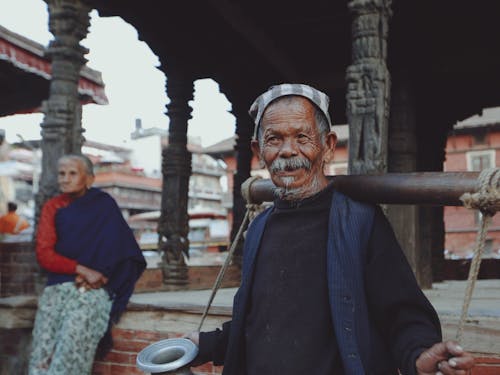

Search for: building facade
xmin=444 ymin=108 xmax=500 ymax=259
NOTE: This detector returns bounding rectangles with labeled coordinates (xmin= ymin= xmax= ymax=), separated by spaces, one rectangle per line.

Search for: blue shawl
xmin=48 ymin=187 xmax=146 ymax=324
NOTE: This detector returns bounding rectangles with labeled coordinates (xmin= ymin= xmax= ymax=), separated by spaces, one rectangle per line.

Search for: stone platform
xmin=1 ymin=280 xmax=499 ymax=374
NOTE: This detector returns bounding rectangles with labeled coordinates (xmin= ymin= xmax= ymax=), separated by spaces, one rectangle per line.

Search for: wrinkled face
xmin=57 ymin=159 xmax=93 ymax=198
xmin=251 ymin=97 xmax=336 ymax=200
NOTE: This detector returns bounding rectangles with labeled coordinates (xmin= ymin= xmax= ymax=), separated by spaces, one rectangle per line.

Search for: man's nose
xmin=279 ymin=138 xmax=298 ymax=157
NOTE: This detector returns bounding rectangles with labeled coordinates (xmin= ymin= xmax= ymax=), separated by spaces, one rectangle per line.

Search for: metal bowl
xmin=136 ymin=338 xmax=198 ymax=373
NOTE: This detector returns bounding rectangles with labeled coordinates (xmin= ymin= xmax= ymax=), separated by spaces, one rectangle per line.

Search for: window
xmin=466 ymin=150 xmax=495 ymax=171
xmin=484 ymin=239 xmax=493 ymax=256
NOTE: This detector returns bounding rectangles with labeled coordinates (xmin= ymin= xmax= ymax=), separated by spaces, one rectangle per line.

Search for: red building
xmin=444 ymin=108 xmax=500 ymax=259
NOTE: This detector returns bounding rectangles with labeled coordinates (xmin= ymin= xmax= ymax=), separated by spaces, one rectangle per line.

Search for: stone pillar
xmin=158 ymin=74 xmax=193 ymax=287
xmin=346 ymin=0 xmax=392 ymax=174
xmin=230 ymin=102 xmax=254 ymax=264
xmin=38 ymin=0 xmax=90 ymax=210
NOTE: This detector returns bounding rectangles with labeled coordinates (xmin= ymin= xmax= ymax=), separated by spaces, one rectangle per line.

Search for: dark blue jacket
xmin=199 ymin=190 xmax=441 ymax=374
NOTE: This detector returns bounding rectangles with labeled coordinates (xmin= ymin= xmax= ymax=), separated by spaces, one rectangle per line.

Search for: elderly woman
xmin=29 ymin=154 xmax=146 ymax=375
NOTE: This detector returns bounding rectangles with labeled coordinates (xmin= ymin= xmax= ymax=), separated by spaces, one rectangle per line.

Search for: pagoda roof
xmin=0 ymin=24 xmax=108 ymax=117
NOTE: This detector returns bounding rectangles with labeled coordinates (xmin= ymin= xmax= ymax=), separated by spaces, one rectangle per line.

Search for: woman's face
xmin=57 ymin=159 xmax=93 ymax=198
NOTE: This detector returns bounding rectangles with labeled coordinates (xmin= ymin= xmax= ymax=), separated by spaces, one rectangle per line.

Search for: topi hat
xmin=248 ymin=83 xmax=332 ymax=139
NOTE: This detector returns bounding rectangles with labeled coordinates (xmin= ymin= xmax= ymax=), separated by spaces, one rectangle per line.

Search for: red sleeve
xmin=36 ymin=196 xmax=78 ymax=274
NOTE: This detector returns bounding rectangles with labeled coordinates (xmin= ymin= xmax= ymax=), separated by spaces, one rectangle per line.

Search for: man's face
xmin=57 ymin=159 xmax=93 ymax=198
xmin=251 ymin=97 xmax=336 ymax=199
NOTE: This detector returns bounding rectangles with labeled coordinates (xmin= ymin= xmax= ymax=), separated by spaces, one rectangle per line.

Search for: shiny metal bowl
xmin=136 ymin=338 xmax=198 ymax=373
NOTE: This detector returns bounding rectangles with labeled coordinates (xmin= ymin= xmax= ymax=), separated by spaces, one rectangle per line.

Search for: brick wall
xmin=0 ymin=241 xmax=240 ymax=296
xmin=92 ymin=328 xmax=224 ymax=375
xmin=471 ymin=356 xmax=500 ymax=375
xmin=0 ymin=242 xmax=39 ymax=297
xmin=0 ymin=328 xmax=32 ymax=375
xmin=134 ymin=265 xmax=240 ymax=293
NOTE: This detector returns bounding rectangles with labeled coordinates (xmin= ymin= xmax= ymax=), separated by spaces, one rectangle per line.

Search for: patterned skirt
xmin=29 ymin=282 xmax=112 ymax=375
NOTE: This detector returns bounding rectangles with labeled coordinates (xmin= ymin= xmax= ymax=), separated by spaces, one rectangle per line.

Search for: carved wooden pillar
xmin=346 ymin=0 xmax=392 ymax=174
xmin=38 ymin=0 xmax=90 ymax=211
xmin=158 ymin=74 xmax=193 ymax=287
xmin=230 ymin=101 xmax=254 ymax=264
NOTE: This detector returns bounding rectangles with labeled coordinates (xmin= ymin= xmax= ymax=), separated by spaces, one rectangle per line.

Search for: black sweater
xmin=245 ymin=182 xmax=343 ymax=374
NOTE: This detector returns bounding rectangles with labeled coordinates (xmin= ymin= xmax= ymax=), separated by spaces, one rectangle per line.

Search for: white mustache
xmin=269 ymin=157 xmax=311 ymax=174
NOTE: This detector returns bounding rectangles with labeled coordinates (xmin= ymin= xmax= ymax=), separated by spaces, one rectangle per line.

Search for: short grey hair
xmin=257 ymin=96 xmax=330 ymax=147
xmin=58 ymin=154 xmax=94 ymax=177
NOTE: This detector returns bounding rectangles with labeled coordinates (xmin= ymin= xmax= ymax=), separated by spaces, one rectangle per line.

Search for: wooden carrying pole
xmin=246 ymin=172 xmax=480 ymax=206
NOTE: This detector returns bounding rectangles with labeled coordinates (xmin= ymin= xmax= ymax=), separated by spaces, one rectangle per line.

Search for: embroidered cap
xmin=249 ymin=83 xmax=332 ymax=139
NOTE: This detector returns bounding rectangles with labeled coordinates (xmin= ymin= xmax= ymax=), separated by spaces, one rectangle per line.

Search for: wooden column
xmin=417 ymin=109 xmax=450 ymax=284
xmin=158 ymin=73 xmax=193 ymax=287
xmin=386 ymin=74 xmax=428 ymax=286
xmin=38 ymin=0 xmax=91 ymax=211
xmin=230 ymin=101 xmax=254 ymax=264
xmin=346 ymin=0 xmax=392 ymax=174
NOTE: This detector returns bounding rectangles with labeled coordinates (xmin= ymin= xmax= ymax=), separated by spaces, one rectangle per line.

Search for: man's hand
xmin=184 ymin=331 xmax=200 ymax=346
xmin=75 ymin=264 xmax=108 ymax=290
xmin=416 ymin=340 xmax=474 ymax=375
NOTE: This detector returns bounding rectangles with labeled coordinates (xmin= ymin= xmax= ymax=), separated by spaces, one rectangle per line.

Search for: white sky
xmin=0 ymin=0 xmax=236 ymax=172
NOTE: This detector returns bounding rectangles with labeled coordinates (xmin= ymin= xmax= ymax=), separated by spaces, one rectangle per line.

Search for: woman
xmin=29 ymin=154 xmax=146 ymax=375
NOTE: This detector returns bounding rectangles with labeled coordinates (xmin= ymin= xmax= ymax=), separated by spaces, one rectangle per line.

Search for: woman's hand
xmin=75 ymin=264 xmax=108 ymax=290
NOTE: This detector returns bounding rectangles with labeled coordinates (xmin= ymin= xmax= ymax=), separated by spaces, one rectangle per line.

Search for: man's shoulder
xmin=332 ymin=189 xmax=378 ymax=213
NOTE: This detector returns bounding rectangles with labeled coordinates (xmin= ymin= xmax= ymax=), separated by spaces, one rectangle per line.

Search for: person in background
xmin=187 ymin=84 xmax=475 ymax=375
xmin=0 ymin=201 xmax=29 ymax=234
xmin=29 ymin=154 xmax=146 ymax=375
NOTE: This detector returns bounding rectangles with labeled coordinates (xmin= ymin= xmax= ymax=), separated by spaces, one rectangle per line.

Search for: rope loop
xmin=455 ymin=167 xmax=500 ymax=342
xmin=460 ymin=168 xmax=500 ymax=216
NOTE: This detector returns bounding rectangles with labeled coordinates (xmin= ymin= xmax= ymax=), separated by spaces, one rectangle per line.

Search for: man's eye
xmin=297 ymin=134 xmax=309 ymax=142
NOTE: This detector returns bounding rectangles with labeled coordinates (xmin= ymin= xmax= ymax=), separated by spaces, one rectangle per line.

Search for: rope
xmin=456 ymin=167 xmax=500 ymax=342
xmin=197 ymin=176 xmax=263 ymax=332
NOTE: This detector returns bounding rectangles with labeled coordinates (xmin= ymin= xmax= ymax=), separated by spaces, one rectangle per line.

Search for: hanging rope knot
xmin=456 ymin=167 xmax=500 ymax=343
xmin=460 ymin=168 xmax=500 ymax=217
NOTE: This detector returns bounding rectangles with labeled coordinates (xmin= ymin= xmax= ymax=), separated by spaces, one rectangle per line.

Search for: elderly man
xmin=189 ymin=84 xmax=474 ymax=375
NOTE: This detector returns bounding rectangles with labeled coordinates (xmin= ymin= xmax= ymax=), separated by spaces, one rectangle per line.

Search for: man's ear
xmin=251 ymin=139 xmax=264 ymax=168
xmin=323 ymin=131 xmax=337 ymax=163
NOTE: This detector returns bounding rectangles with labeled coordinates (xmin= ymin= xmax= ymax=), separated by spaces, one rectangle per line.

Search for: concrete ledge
xmin=0 ymin=295 xmax=37 ymax=329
